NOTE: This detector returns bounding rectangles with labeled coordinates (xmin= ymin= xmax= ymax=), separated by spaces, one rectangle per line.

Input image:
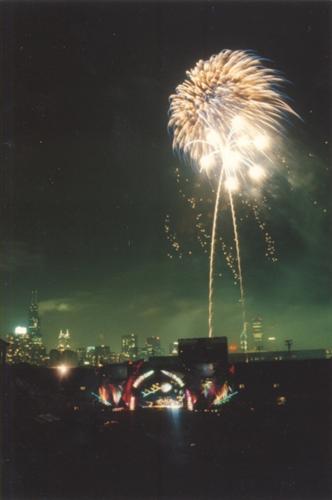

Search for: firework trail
xmin=168 ymin=49 xmax=297 ymax=340
xmin=208 ymin=165 xmax=224 ymax=338
xmin=228 ymin=190 xmax=245 ymax=325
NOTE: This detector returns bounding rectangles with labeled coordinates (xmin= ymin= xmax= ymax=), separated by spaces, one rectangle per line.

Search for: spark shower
xmin=168 ymin=49 xmax=297 ymax=342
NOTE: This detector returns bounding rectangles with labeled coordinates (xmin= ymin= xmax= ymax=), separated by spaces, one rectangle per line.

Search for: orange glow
xmin=229 ymin=343 xmax=238 ymax=352
xmin=56 ymin=364 xmax=69 ymax=376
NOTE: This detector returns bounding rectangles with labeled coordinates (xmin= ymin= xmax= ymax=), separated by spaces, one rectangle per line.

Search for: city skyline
xmin=5 ymin=289 xmax=330 ymax=355
xmin=1 ymin=2 xmax=330 ymax=352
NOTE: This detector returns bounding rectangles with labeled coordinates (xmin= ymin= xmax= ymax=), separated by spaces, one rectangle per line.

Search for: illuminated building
xmin=121 ymin=333 xmax=138 ymax=360
xmin=95 ymin=345 xmax=111 ymax=366
xmin=138 ymin=346 xmax=149 ymax=360
xmin=6 ymin=331 xmax=32 ymax=364
xmin=146 ymin=336 xmax=161 ymax=357
xmin=252 ymin=316 xmax=264 ymax=351
xmin=30 ymin=342 xmax=46 ymax=366
xmin=5 ymin=291 xmax=46 ymax=366
xmin=28 ymin=290 xmax=42 ymax=343
xmin=240 ymin=321 xmax=248 ymax=352
xmin=6 ymin=333 xmax=16 ymax=364
xmin=86 ymin=346 xmax=96 ymax=365
xmin=26 ymin=290 xmax=46 ymax=364
xmin=77 ymin=347 xmax=88 ymax=365
xmin=169 ymin=341 xmax=179 ymax=356
xmin=109 ymin=352 xmax=120 ymax=363
xmin=267 ymin=336 xmax=277 ymax=350
xmin=78 ymin=345 xmax=116 ymax=366
xmin=57 ymin=329 xmax=71 ymax=352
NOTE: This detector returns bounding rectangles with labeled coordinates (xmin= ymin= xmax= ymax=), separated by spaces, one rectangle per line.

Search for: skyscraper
xmin=5 ymin=293 xmax=45 ymax=366
xmin=76 ymin=347 xmax=88 ymax=366
xmin=95 ymin=345 xmax=111 ymax=366
xmin=240 ymin=321 xmax=248 ymax=352
xmin=169 ymin=340 xmax=179 ymax=356
xmin=57 ymin=329 xmax=71 ymax=352
xmin=252 ymin=316 xmax=264 ymax=351
xmin=28 ymin=290 xmax=41 ymax=342
xmin=6 ymin=329 xmax=32 ymax=364
xmin=146 ymin=336 xmax=161 ymax=357
xmin=27 ymin=291 xmax=46 ymax=365
xmin=121 ymin=333 xmax=138 ymax=360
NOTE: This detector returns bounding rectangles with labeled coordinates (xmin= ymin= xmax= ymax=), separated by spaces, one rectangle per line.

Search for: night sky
xmin=1 ymin=1 xmax=331 ymax=351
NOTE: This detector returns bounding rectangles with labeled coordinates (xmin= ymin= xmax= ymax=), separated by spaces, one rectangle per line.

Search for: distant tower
xmin=240 ymin=321 xmax=248 ymax=352
xmin=285 ymin=339 xmax=293 ymax=353
xmin=28 ymin=290 xmax=41 ymax=343
xmin=23 ymin=291 xmax=46 ymax=365
xmin=57 ymin=329 xmax=71 ymax=352
xmin=252 ymin=316 xmax=264 ymax=351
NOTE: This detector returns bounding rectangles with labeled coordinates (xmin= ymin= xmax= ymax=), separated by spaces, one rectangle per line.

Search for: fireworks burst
xmin=168 ymin=49 xmax=297 ymax=341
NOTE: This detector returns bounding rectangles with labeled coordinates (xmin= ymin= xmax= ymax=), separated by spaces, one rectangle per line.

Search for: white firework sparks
xmin=168 ymin=49 xmax=298 ymax=341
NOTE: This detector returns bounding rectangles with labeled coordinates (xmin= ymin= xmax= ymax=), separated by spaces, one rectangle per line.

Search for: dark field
xmin=2 ymin=360 xmax=332 ymax=500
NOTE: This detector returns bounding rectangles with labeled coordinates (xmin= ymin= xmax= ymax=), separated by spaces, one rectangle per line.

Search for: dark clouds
xmin=0 ymin=240 xmax=43 ymax=273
